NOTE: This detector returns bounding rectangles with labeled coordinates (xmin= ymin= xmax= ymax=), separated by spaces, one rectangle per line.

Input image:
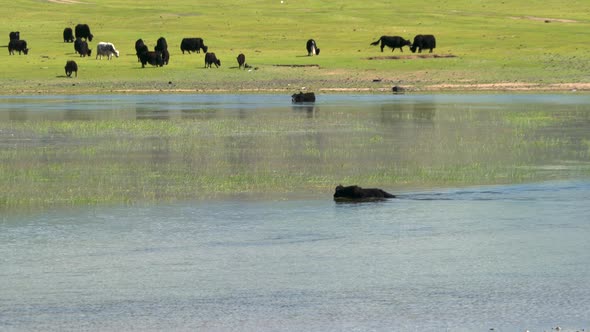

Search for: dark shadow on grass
xmin=366 ymin=54 xmax=457 ymax=60
xmin=273 ymin=64 xmax=319 ymax=68
xmin=132 ymin=66 xmax=166 ymax=69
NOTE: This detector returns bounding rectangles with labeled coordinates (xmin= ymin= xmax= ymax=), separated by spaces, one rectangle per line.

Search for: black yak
xmin=139 ymin=51 xmax=164 ymax=68
xmin=135 ymin=39 xmax=148 ymax=62
xmin=9 ymin=31 xmax=20 ymax=41
xmin=74 ymin=38 xmax=91 ymax=57
xmin=154 ymin=37 xmax=168 ymax=52
xmin=410 ymin=34 xmax=436 ymax=53
xmin=64 ymin=60 xmax=78 ymax=77
xmin=8 ymin=39 xmax=28 ymax=55
xmin=237 ymin=53 xmax=246 ymax=69
xmin=204 ymin=52 xmax=221 ymax=68
xmin=333 ymin=185 xmax=396 ymax=201
xmin=370 ymin=36 xmax=411 ymax=52
xmin=291 ymin=92 xmax=316 ymax=103
xmin=181 ymin=38 xmax=208 ymax=54
xmin=75 ymin=24 xmax=93 ymax=41
xmin=154 ymin=37 xmax=169 ymax=64
xmin=63 ymin=28 xmax=74 ymax=42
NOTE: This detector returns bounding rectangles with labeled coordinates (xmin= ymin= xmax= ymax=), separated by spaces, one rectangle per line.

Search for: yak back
xmin=333 ymin=185 xmax=395 ymax=201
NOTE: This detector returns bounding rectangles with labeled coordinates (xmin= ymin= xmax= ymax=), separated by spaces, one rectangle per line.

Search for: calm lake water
xmin=1 ymin=94 xmax=589 ymax=331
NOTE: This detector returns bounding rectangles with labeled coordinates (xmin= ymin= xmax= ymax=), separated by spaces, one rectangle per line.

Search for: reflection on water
xmin=292 ymin=103 xmax=318 ymax=118
xmin=379 ymin=101 xmax=436 ymax=124
xmin=0 ymin=94 xmax=589 ymax=210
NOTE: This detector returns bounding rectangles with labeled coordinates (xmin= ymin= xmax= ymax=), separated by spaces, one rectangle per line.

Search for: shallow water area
xmin=1 ymin=94 xmax=589 ymax=331
xmin=1 ymin=181 xmax=590 ymax=331
xmin=1 ymin=93 xmax=590 ymax=208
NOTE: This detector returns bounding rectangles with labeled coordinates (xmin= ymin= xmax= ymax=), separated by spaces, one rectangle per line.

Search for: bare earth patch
xmin=366 ymin=54 xmax=457 ymax=60
xmin=106 ymin=83 xmax=590 ymax=94
xmin=47 ymin=0 xmax=83 ymax=4
xmin=273 ymin=64 xmax=320 ymax=68
xmin=419 ymin=82 xmax=590 ymax=92
xmin=509 ymin=16 xmax=578 ymax=23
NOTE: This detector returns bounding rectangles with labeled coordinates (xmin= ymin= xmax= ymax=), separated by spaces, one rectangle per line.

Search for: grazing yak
xmin=9 ymin=31 xmax=20 ymax=41
xmin=333 ymin=185 xmax=396 ymax=202
xmin=8 ymin=39 xmax=28 ymax=55
xmin=96 ymin=42 xmax=119 ymax=60
xmin=410 ymin=34 xmax=436 ymax=53
xmin=181 ymin=37 xmax=208 ymax=54
xmin=64 ymin=60 xmax=78 ymax=77
xmin=75 ymin=24 xmax=93 ymax=41
xmin=306 ymin=39 xmax=320 ymax=56
xmin=237 ymin=53 xmax=246 ymax=69
xmin=292 ymin=92 xmax=316 ymax=103
xmin=135 ymin=39 xmax=148 ymax=62
xmin=204 ymin=52 xmax=221 ymax=68
xmin=138 ymin=51 xmax=164 ymax=68
xmin=370 ymin=35 xmax=411 ymax=52
xmin=154 ymin=37 xmax=167 ymax=52
xmin=154 ymin=37 xmax=169 ymax=65
xmin=63 ymin=28 xmax=74 ymax=43
xmin=74 ymin=38 xmax=91 ymax=57
xmin=159 ymin=48 xmax=169 ymax=65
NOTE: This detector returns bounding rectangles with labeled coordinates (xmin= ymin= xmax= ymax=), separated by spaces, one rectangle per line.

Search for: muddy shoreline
xmin=6 ymin=81 xmax=590 ymax=95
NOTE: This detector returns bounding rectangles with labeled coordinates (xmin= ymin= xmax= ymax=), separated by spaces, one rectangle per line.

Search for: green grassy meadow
xmin=2 ymin=0 xmax=590 ymax=93
xmin=2 ymin=1 xmax=590 ymax=211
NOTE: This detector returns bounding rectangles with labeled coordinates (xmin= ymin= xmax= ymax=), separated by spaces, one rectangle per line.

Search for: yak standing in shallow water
xmin=410 ymin=34 xmax=436 ymax=53
xmin=334 ymin=185 xmax=396 ymax=201
xmin=370 ymin=36 xmax=411 ymax=52
xmin=292 ymin=92 xmax=315 ymax=103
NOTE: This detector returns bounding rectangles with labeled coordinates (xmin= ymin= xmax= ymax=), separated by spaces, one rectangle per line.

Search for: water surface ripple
xmin=1 ymin=181 xmax=589 ymax=331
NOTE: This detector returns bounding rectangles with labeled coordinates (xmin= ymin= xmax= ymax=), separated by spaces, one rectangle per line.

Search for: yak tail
xmin=370 ymin=38 xmax=381 ymax=46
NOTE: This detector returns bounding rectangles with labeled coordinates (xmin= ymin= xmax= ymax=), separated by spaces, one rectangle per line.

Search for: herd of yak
xmin=8 ymin=24 xmax=430 ymax=201
xmin=7 ymin=23 xmax=436 ymax=79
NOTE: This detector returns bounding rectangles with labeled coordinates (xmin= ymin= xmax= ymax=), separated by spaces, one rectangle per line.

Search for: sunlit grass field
xmin=1 ymin=0 xmax=590 ymax=93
